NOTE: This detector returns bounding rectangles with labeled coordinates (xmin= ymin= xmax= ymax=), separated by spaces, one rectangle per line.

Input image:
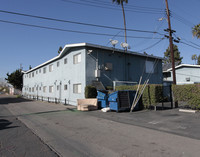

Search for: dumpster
xmin=108 ymin=90 xmax=137 ymax=112
xmin=97 ymin=90 xmax=109 ymax=108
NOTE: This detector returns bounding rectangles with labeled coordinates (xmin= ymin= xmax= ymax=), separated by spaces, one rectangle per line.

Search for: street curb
xmin=179 ymin=109 xmax=198 ymax=113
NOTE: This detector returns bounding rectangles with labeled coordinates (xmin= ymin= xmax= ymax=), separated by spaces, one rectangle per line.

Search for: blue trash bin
xmin=97 ymin=90 xmax=109 ymax=108
xmin=108 ymin=90 xmax=136 ymax=112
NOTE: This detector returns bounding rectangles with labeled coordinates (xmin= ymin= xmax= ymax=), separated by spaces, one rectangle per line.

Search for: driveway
xmin=2 ymin=95 xmax=200 ymax=157
xmin=87 ymin=108 xmax=200 ymax=140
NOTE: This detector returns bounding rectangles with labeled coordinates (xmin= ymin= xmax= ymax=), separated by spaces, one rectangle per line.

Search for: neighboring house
xmin=22 ymin=43 xmax=163 ymax=105
xmin=163 ymin=64 xmax=200 ymax=85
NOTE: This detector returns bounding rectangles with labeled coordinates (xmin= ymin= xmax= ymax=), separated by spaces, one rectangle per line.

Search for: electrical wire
xmin=179 ymin=41 xmax=200 ymax=50
xmin=0 ymin=9 xmax=165 ymax=35
xmin=136 ymin=38 xmax=165 ymax=52
xmin=61 ymin=0 xmax=165 ymax=14
xmin=81 ymin=0 xmax=164 ymax=11
xmin=0 ymin=19 xmax=164 ymax=39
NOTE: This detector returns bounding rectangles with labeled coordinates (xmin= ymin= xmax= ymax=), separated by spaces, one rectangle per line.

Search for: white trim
xmin=166 ymin=64 xmax=200 ymax=72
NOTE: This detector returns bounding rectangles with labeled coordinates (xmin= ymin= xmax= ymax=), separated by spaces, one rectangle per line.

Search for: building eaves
xmin=24 ymin=42 xmax=163 ymax=74
xmin=166 ymin=64 xmax=200 ymax=72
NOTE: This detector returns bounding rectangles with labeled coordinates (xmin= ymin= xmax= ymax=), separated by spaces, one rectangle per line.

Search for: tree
xmin=191 ymin=54 xmax=198 ymax=64
xmin=112 ymin=0 xmax=128 ymax=43
xmin=58 ymin=46 xmax=63 ymax=54
xmin=198 ymin=55 xmax=200 ymax=65
xmin=192 ymin=24 xmax=200 ymax=39
xmin=164 ymin=44 xmax=183 ymax=65
xmin=6 ymin=69 xmax=23 ymax=90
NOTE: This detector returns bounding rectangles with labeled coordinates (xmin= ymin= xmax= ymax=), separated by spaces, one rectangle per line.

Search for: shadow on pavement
xmin=0 ymin=119 xmax=19 ymax=130
xmin=0 ymin=97 xmax=33 ymax=105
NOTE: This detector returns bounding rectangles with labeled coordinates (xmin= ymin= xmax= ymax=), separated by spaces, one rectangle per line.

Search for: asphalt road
xmin=0 ymin=95 xmax=58 ymax=157
xmin=1 ymin=95 xmax=200 ymax=157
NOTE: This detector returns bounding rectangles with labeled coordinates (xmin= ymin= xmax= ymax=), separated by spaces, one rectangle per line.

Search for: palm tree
xmin=192 ymin=24 xmax=200 ymax=39
xmin=191 ymin=54 xmax=197 ymax=64
xmin=112 ymin=0 xmax=128 ymax=43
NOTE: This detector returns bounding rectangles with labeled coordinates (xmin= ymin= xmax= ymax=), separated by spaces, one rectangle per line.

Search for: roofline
xmin=24 ymin=42 xmax=163 ymax=74
xmin=166 ymin=64 xmax=200 ymax=72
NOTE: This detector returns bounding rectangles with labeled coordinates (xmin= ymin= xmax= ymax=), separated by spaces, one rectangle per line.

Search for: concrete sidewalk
xmin=3 ymin=95 xmax=200 ymax=157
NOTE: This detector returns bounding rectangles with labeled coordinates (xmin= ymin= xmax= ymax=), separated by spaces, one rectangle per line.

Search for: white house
xmin=163 ymin=64 xmax=200 ymax=85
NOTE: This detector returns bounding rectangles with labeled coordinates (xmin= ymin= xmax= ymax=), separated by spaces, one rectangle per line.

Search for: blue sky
xmin=0 ymin=0 xmax=200 ymax=78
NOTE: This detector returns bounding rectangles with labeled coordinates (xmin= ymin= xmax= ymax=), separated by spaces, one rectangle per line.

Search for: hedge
xmin=116 ymin=84 xmax=163 ymax=109
xmin=172 ymin=84 xmax=200 ymax=109
xmin=85 ymin=85 xmax=97 ymax=98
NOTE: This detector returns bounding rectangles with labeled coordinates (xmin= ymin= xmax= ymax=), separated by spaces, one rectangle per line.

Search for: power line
xmin=179 ymin=41 xmax=200 ymax=50
xmin=82 ymin=0 xmax=164 ymax=11
xmin=171 ymin=11 xmax=195 ymax=27
xmin=136 ymin=38 xmax=165 ymax=52
xmin=0 ymin=9 xmax=164 ymax=35
xmin=0 ymin=19 xmax=164 ymax=39
xmin=61 ymin=0 xmax=165 ymax=14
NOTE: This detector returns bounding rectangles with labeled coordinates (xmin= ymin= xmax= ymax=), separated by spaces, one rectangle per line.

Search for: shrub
xmin=85 ymin=85 xmax=97 ymax=98
xmin=116 ymin=84 xmax=163 ymax=109
xmin=172 ymin=84 xmax=200 ymax=110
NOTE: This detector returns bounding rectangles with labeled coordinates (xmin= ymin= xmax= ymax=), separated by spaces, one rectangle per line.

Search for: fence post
xmin=55 ymin=98 xmax=57 ymax=104
xmin=48 ymin=97 xmax=49 ymax=103
xmin=65 ymin=98 xmax=66 ymax=105
xmin=170 ymin=85 xmax=173 ymax=109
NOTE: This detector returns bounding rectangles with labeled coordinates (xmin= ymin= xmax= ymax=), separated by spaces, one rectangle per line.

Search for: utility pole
xmin=165 ymin=0 xmax=176 ymax=84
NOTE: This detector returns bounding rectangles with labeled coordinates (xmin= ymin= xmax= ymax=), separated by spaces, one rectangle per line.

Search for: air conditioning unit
xmin=105 ymin=63 xmax=113 ymax=71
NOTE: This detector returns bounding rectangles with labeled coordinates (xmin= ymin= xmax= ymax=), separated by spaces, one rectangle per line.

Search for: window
xmin=32 ymin=72 xmax=34 ymax=77
xmin=32 ymin=87 xmax=34 ymax=92
xmin=49 ymin=64 xmax=53 ymax=72
xmin=64 ymin=84 xmax=67 ymax=90
xmin=57 ymin=61 xmax=60 ymax=67
xmin=29 ymin=73 xmax=31 ymax=78
xmin=36 ymin=70 xmax=38 ymax=74
xmin=39 ymin=69 xmax=41 ymax=73
xmin=73 ymin=53 xmax=81 ymax=64
xmin=29 ymin=88 xmax=31 ymax=92
xmin=73 ymin=84 xmax=81 ymax=93
xmin=39 ymin=87 xmax=41 ymax=91
xmin=49 ymin=86 xmax=53 ymax=93
xmin=57 ymin=85 xmax=59 ymax=90
xmin=145 ymin=61 xmax=155 ymax=74
xmin=64 ymin=58 xmax=67 ymax=64
xmin=43 ymin=86 xmax=47 ymax=93
xmin=43 ymin=67 xmax=46 ymax=74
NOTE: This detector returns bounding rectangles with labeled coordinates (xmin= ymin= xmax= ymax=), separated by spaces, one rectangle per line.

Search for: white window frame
xmin=73 ymin=53 xmax=81 ymax=64
xmin=43 ymin=86 xmax=47 ymax=93
xmin=64 ymin=58 xmax=67 ymax=64
xmin=49 ymin=64 xmax=53 ymax=72
xmin=43 ymin=67 xmax=46 ymax=74
xmin=64 ymin=84 xmax=67 ymax=90
xmin=145 ymin=61 xmax=155 ymax=74
xmin=73 ymin=84 xmax=81 ymax=94
xmin=57 ymin=61 xmax=60 ymax=67
xmin=49 ymin=86 xmax=53 ymax=93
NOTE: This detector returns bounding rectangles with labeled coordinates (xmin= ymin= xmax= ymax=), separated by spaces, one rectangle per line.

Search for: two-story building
xmin=22 ymin=43 xmax=163 ymax=105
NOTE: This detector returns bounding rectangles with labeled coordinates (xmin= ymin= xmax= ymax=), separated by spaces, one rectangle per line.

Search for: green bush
xmin=85 ymin=85 xmax=97 ymax=98
xmin=116 ymin=84 xmax=163 ymax=109
xmin=172 ymin=84 xmax=200 ymax=110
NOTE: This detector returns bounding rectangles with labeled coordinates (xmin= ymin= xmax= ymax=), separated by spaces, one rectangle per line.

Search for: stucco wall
xmin=165 ymin=66 xmax=200 ymax=84
xmin=23 ymin=47 xmax=86 ymax=105
xmin=85 ymin=48 xmax=163 ymax=88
